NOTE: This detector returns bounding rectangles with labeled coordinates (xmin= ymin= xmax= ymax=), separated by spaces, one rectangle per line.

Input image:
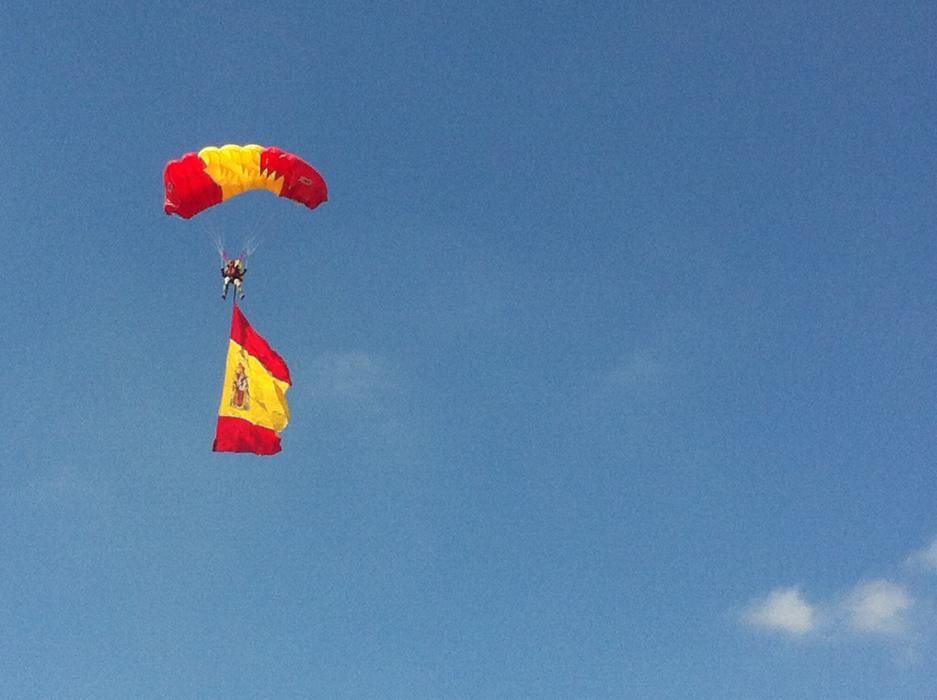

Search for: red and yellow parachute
xmin=164 ymin=144 xmax=327 ymax=219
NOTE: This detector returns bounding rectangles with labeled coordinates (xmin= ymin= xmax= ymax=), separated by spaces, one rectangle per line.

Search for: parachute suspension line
xmin=250 ymin=200 xmax=290 ymax=257
xmin=203 ymin=218 xmax=227 ymax=262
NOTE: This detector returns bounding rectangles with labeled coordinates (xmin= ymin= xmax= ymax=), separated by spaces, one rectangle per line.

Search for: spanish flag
xmin=213 ymin=304 xmax=291 ymax=455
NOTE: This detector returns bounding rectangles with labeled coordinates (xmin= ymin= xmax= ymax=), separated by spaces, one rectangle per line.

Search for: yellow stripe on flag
xmin=217 ymin=339 xmax=290 ymax=433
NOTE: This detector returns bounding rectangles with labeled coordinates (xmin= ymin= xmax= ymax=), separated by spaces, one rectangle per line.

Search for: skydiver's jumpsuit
xmin=222 ymin=261 xmax=246 ymax=299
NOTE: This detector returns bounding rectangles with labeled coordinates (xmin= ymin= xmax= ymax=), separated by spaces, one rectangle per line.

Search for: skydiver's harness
xmin=223 ymin=264 xmax=244 ymax=280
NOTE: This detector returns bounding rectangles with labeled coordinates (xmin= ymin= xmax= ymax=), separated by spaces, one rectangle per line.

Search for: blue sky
xmin=2 ymin=2 xmax=937 ymax=697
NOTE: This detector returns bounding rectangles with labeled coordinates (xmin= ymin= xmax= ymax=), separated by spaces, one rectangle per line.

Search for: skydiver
xmin=222 ymin=258 xmax=246 ymax=300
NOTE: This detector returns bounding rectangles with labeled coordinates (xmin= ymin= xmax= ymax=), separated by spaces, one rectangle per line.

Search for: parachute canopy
xmin=164 ymin=144 xmax=328 ymax=219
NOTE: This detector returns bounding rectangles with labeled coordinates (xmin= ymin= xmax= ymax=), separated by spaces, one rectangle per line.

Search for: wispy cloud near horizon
xmin=606 ymin=350 xmax=670 ymax=390
xmin=844 ymin=579 xmax=913 ymax=636
xmin=309 ymin=351 xmax=396 ymax=404
xmin=906 ymin=537 xmax=937 ymax=572
xmin=744 ymin=586 xmax=817 ymax=635
xmin=740 ymin=537 xmax=937 ymax=650
xmin=8 ymin=463 xmax=109 ymax=511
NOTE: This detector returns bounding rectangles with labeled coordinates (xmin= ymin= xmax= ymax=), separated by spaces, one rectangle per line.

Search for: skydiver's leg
xmin=235 ymin=278 xmax=245 ymax=299
xmin=223 ymin=277 xmax=231 ymax=299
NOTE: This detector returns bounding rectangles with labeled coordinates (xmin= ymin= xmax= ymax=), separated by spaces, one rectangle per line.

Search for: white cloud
xmin=745 ymin=587 xmax=817 ymax=635
xmin=12 ymin=465 xmax=105 ymax=509
xmin=743 ymin=580 xmax=917 ymax=643
xmin=607 ymin=351 xmax=669 ymax=388
xmin=906 ymin=537 xmax=937 ymax=572
xmin=845 ymin=579 xmax=913 ymax=636
xmin=310 ymin=351 xmax=395 ymax=402
xmin=741 ymin=542 xmax=937 ymax=654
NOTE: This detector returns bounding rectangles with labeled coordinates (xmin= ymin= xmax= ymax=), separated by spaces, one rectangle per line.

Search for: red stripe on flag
xmin=212 ymin=416 xmax=282 ymax=455
xmin=230 ymin=305 xmax=291 ymax=384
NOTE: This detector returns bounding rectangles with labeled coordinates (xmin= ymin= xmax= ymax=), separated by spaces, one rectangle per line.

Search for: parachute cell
xmin=164 ymin=144 xmax=328 ymax=219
